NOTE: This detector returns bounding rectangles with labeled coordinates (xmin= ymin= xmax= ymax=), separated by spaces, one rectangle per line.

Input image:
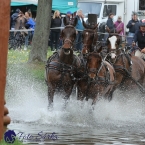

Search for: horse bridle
xmin=86 ymin=61 xmax=103 ymax=77
xmin=62 ymin=25 xmax=76 ymax=50
xmin=82 ymin=29 xmax=98 ymax=52
xmin=62 ymin=38 xmax=74 ymax=49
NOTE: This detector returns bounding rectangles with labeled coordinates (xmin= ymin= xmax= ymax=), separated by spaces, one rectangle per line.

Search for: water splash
xmin=6 ymin=64 xmax=145 ymax=129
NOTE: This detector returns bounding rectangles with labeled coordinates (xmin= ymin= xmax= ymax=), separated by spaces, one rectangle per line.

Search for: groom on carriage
xmin=131 ymin=19 xmax=145 ymax=61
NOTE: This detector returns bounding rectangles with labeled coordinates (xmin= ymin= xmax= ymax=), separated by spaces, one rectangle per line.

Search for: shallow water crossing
xmin=6 ymin=65 xmax=145 ymax=144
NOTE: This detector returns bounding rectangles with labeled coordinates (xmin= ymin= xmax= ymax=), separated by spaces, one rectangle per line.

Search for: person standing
xmin=24 ymin=11 xmax=35 ymax=50
xmin=114 ymin=16 xmax=124 ymax=42
xmin=14 ymin=11 xmax=27 ymax=31
xmin=62 ymin=11 xmax=72 ymax=26
xmin=50 ymin=10 xmax=62 ymax=51
xmin=104 ymin=13 xmax=115 ymax=42
xmin=106 ymin=13 xmax=115 ymax=32
xmin=126 ymin=13 xmax=140 ymax=37
xmin=10 ymin=8 xmax=20 ymax=30
xmin=114 ymin=16 xmax=124 ymax=35
xmin=75 ymin=9 xmax=84 ymax=52
xmin=126 ymin=13 xmax=140 ymax=45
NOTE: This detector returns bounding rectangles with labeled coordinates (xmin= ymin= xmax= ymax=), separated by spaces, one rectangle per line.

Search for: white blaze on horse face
xmin=109 ymin=36 xmax=117 ymax=59
xmin=109 ymin=36 xmax=117 ymax=49
xmin=86 ymin=32 xmax=88 ymax=35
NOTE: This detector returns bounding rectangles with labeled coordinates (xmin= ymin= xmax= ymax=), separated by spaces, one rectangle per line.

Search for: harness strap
xmin=113 ymin=65 xmax=130 ymax=76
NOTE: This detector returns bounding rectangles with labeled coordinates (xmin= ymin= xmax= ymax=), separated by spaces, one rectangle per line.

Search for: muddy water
xmin=6 ymin=65 xmax=145 ymax=144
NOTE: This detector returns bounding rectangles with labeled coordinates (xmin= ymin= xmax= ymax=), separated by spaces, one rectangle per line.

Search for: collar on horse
xmin=87 ymin=61 xmax=114 ymax=85
xmin=45 ymin=51 xmax=80 ymax=81
xmin=110 ymin=48 xmax=133 ymax=76
xmin=85 ymin=61 xmax=114 ymax=101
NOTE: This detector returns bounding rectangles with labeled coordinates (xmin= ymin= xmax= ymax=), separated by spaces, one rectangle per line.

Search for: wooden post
xmin=0 ymin=0 xmax=10 ymax=140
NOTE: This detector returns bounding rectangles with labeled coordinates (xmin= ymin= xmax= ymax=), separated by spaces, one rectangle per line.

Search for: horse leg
xmin=106 ymin=73 xmax=124 ymax=101
xmin=92 ymin=95 xmax=98 ymax=110
xmin=63 ymin=84 xmax=74 ymax=109
xmin=48 ymin=83 xmax=55 ymax=109
xmin=107 ymin=86 xmax=116 ymax=101
xmin=77 ymin=86 xmax=85 ymax=101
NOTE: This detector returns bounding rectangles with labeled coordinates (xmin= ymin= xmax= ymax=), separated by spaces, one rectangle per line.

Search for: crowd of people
xmin=105 ymin=12 xmax=145 ymax=60
xmin=49 ymin=9 xmax=84 ymax=52
xmin=10 ymin=8 xmax=145 ymax=61
xmin=50 ymin=10 xmax=144 ymax=50
xmin=10 ymin=8 xmax=36 ymax=50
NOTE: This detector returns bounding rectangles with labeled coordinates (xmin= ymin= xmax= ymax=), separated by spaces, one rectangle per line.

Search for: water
xmin=5 ymin=65 xmax=145 ymax=144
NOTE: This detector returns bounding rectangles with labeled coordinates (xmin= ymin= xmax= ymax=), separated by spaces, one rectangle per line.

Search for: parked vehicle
xmin=78 ymin=0 xmax=143 ymax=32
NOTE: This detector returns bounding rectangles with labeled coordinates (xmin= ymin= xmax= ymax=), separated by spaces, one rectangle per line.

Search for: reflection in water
xmin=6 ymin=65 xmax=145 ymax=144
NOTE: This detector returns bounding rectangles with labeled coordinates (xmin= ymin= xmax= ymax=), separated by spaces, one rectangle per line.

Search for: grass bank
xmin=7 ymin=48 xmax=53 ymax=82
xmin=0 ymin=139 xmax=23 ymax=145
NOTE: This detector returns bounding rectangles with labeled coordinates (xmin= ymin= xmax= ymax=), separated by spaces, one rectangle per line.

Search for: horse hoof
xmin=108 ymin=96 xmax=112 ymax=102
xmin=48 ymin=104 xmax=53 ymax=111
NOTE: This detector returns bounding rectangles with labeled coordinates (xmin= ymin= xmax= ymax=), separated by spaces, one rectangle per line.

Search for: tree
xmin=0 ymin=0 xmax=11 ymax=140
xmin=28 ymin=0 xmax=52 ymax=62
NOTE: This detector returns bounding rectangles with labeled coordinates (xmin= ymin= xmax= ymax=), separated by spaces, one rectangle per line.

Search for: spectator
xmin=75 ymin=9 xmax=84 ymax=52
xmin=10 ymin=8 xmax=20 ymax=30
xmin=114 ymin=16 xmax=124 ymax=42
xmin=24 ymin=11 xmax=36 ymax=50
xmin=50 ymin=10 xmax=62 ymax=51
xmin=104 ymin=13 xmax=115 ymax=42
xmin=14 ymin=11 xmax=27 ymax=31
xmin=114 ymin=16 xmax=124 ymax=35
xmin=106 ymin=13 xmax=115 ymax=31
xmin=126 ymin=13 xmax=140 ymax=44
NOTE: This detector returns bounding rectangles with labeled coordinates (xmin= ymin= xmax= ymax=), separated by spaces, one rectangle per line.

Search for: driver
xmin=132 ymin=19 xmax=145 ymax=60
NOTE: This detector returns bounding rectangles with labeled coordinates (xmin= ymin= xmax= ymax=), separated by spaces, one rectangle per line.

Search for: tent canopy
xmin=11 ymin=0 xmax=78 ymax=14
xmin=11 ymin=2 xmax=35 ymax=6
xmin=52 ymin=0 xmax=78 ymax=13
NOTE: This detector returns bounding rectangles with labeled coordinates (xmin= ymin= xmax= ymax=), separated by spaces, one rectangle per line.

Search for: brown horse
xmin=45 ymin=17 xmax=80 ymax=108
xmin=77 ymin=49 xmax=115 ymax=105
xmin=106 ymin=34 xmax=145 ymax=99
xmin=81 ymin=21 xmax=99 ymax=55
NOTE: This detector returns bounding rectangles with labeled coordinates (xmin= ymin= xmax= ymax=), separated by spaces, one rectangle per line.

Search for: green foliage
xmin=0 ymin=139 xmax=23 ymax=145
xmin=8 ymin=48 xmax=53 ymax=82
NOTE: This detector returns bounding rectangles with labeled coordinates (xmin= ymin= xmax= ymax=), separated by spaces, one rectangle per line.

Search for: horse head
xmin=82 ymin=21 xmax=99 ymax=56
xmin=60 ymin=18 xmax=77 ymax=55
xmin=86 ymin=50 xmax=102 ymax=79
xmin=107 ymin=32 xmax=121 ymax=62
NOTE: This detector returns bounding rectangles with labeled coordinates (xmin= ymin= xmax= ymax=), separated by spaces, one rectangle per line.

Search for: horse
xmin=77 ymin=21 xmax=100 ymax=78
xmin=106 ymin=32 xmax=145 ymax=99
xmin=77 ymin=48 xmax=116 ymax=105
xmin=45 ymin=17 xmax=81 ymax=108
xmin=81 ymin=21 xmax=99 ymax=56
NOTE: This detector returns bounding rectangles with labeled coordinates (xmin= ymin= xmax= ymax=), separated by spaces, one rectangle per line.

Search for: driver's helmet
xmin=140 ymin=19 xmax=145 ymax=27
